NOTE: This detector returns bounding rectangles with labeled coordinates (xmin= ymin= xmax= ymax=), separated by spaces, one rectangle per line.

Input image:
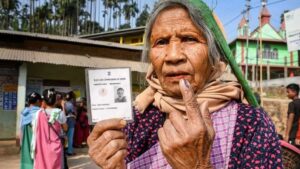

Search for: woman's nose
xmin=165 ymin=41 xmax=186 ymax=64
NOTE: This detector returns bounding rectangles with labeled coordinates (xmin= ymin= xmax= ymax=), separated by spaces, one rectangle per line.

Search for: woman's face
xmin=150 ymin=6 xmax=212 ymax=97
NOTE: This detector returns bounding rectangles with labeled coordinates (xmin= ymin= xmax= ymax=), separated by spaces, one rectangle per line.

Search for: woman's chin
xmin=162 ymin=86 xmax=182 ymax=98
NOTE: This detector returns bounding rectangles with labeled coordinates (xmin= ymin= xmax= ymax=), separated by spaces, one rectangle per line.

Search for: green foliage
xmin=0 ymin=0 xmax=146 ymax=35
xmin=0 ymin=0 xmax=20 ymax=30
xmin=136 ymin=4 xmax=149 ymax=27
xmin=119 ymin=23 xmax=131 ymax=29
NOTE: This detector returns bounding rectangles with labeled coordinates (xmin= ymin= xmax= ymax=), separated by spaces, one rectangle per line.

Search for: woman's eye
xmin=182 ymin=36 xmax=198 ymax=43
xmin=155 ymin=39 xmax=169 ymax=46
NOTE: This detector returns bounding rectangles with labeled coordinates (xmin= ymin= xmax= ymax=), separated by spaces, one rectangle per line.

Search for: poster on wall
xmin=26 ymin=78 xmax=43 ymax=96
xmin=0 ymin=75 xmax=18 ymax=111
xmin=43 ymin=86 xmax=72 ymax=93
xmin=86 ymin=68 xmax=133 ymax=123
xmin=0 ymin=87 xmax=3 ymax=108
xmin=3 ymin=84 xmax=17 ymax=111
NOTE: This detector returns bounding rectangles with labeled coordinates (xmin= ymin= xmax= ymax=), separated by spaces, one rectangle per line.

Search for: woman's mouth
xmin=164 ymin=72 xmax=191 ymax=81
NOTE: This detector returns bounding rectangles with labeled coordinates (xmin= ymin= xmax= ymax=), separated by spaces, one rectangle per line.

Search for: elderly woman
xmin=88 ymin=0 xmax=282 ymax=168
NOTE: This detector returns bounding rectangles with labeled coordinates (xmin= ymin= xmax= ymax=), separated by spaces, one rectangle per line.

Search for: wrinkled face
xmin=150 ymin=6 xmax=212 ymax=97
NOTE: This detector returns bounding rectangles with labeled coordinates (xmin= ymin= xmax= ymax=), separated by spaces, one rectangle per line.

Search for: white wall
xmin=27 ymin=63 xmax=86 ymax=97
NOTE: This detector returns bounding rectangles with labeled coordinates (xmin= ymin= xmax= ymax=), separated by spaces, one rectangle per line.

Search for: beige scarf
xmin=134 ymin=64 xmax=247 ymax=114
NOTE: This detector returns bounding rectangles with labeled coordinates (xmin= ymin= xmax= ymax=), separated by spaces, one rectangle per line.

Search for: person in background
xmin=54 ymin=92 xmax=65 ymax=110
xmin=54 ymin=92 xmax=69 ymax=169
xmin=285 ymin=83 xmax=300 ymax=147
xmin=32 ymin=88 xmax=67 ymax=169
xmin=65 ymin=92 xmax=76 ymax=156
xmin=20 ymin=92 xmax=42 ymax=169
xmin=74 ymin=97 xmax=90 ymax=148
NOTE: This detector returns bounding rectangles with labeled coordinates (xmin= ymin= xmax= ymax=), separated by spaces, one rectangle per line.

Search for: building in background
xmin=79 ymin=27 xmax=145 ymax=46
xmin=229 ymin=6 xmax=300 ymax=86
xmin=0 ymin=30 xmax=143 ymax=140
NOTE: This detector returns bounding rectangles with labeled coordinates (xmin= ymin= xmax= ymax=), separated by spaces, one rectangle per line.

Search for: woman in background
xmin=20 ymin=92 xmax=41 ymax=169
xmin=74 ymin=97 xmax=89 ymax=148
xmin=32 ymin=89 xmax=67 ymax=169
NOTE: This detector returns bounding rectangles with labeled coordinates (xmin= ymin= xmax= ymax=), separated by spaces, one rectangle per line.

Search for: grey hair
xmin=141 ymin=0 xmax=224 ymax=67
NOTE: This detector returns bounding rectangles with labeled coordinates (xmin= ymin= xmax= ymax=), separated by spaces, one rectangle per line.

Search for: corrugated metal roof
xmin=0 ymin=47 xmax=148 ymax=72
xmin=0 ymin=30 xmax=143 ymax=51
xmin=79 ymin=26 xmax=146 ymax=38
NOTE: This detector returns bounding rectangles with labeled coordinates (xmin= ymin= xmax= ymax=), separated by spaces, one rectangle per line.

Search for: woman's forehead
xmin=155 ymin=6 xmax=189 ymax=23
xmin=151 ymin=6 xmax=202 ymax=36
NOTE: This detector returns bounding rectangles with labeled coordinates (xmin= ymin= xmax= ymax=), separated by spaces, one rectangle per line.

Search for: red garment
xmin=297 ymin=119 xmax=300 ymax=139
xmin=74 ymin=111 xmax=89 ymax=146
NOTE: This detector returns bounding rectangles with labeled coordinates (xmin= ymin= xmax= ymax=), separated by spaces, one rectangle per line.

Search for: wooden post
xmin=298 ymin=50 xmax=300 ymax=66
xmin=259 ymin=9 xmax=263 ymax=97
xmin=284 ymin=56 xmax=288 ymax=79
xmin=267 ymin=61 xmax=270 ymax=88
xmin=252 ymin=64 xmax=255 ymax=88
xmin=267 ymin=61 xmax=270 ymax=81
xmin=120 ymin=36 xmax=124 ymax=44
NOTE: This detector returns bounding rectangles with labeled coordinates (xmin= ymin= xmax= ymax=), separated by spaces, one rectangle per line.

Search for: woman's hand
xmin=87 ymin=119 xmax=128 ymax=169
xmin=158 ymin=79 xmax=215 ymax=169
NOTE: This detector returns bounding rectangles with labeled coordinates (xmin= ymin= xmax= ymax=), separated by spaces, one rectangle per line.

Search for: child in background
xmin=20 ymin=92 xmax=42 ymax=169
xmin=285 ymin=83 xmax=300 ymax=147
xmin=32 ymin=89 xmax=67 ymax=169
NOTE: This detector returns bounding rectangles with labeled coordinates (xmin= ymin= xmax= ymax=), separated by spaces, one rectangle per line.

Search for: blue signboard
xmin=3 ymin=91 xmax=17 ymax=111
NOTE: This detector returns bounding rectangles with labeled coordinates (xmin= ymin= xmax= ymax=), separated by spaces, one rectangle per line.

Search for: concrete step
xmin=0 ymin=140 xmax=19 ymax=156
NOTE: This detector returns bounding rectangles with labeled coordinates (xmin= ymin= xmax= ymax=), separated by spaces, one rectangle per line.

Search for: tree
xmin=20 ymin=4 xmax=30 ymax=31
xmin=123 ymin=0 xmax=138 ymax=26
xmin=136 ymin=4 xmax=149 ymax=27
xmin=102 ymin=0 xmax=108 ymax=30
xmin=81 ymin=20 xmax=104 ymax=34
xmin=0 ymin=0 xmax=150 ymax=35
xmin=0 ymin=0 xmax=20 ymax=30
xmin=119 ymin=23 xmax=130 ymax=29
xmin=34 ymin=2 xmax=52 ymax=33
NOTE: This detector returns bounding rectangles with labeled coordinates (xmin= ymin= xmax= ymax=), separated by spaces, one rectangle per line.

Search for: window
xmin=272 ymin=48 xmax=278 ymax=59
xmin=131 ymin=38 xmax=139 ymax=43
xmin=262 ymin=45 xmax=278 ymax=60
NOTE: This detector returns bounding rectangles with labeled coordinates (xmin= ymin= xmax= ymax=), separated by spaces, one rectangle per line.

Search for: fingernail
xmin=120 ymin=119 xmax=127 ymax=126
xmin=183 ymin=79 xmax=190 ymax=89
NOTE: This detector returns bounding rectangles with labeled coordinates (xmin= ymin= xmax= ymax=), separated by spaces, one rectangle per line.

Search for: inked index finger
xmin=88 ymin=118 xmax=127 ymax=144
xmin=179 ymin=79 xmax=202 ymax=122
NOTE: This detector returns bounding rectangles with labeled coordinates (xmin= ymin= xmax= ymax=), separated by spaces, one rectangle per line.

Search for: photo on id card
xmin=85 ymin=68 xmax=133 ymax=124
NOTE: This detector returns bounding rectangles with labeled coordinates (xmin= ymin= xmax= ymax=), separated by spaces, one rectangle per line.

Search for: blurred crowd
xmin=20 ymin=88 xmax=90 ymax=169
